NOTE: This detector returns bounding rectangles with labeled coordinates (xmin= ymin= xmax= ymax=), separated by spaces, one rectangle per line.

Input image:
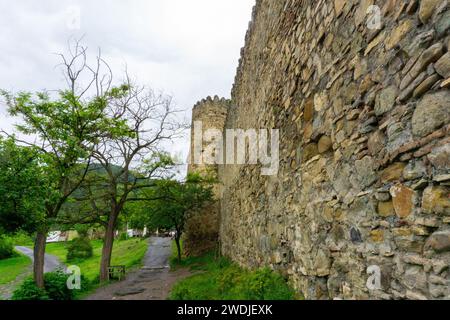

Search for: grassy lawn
xmin=0 ymin=253 xmax=32 ymax=286
xmin=45 ymin=238 xmax=148 ymax=282
xmin=169 ymin=246 xmax=298 ymax=300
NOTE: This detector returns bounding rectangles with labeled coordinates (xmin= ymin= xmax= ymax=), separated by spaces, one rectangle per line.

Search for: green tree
xmin=0 ymin=137 xmax=49 ymax=235
xmin=0 ymin=40 xmax=130 ymax=287
xmin=136 ymin=173 xmax=215 ymax=262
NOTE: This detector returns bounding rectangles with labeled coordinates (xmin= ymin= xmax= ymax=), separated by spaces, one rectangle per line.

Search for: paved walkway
xmin=0 ymin=246 xmax=64 ymax=300
xmin=15 ymin=246 xmax=64 ymax=273
xmin=86 ymin=237 xmax=191 ymax=300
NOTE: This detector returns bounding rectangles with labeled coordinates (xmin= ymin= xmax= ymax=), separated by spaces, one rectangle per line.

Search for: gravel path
xmin=86 ymin=237 xmax=191 ymax=300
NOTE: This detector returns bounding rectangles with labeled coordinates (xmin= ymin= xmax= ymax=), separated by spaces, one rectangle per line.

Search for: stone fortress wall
xmin=189 ymin=0 xmax=450 ymax=299
xmin=185 ymin=96 xmax=230 ymax=256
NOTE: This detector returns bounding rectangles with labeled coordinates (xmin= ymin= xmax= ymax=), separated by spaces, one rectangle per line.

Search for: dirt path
xmin=86 ymin=237 xmax=191 ymax=300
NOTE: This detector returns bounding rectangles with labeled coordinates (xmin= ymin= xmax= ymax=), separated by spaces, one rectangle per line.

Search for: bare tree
xmin=89 ymin=77 xmax=186 ymax=282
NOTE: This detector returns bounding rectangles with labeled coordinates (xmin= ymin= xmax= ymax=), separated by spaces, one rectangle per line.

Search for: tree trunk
xmin=33 ymin=230 xmax=47 ymax=288
xmin=99 ymin=212 xmax=118 ymax=282
xmin=175 ymin=236 xmax=182 ymax=262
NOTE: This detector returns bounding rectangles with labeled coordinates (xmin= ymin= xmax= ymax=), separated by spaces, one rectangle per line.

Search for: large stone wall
xmin=191 ymin=0 xmax=450 ymax=299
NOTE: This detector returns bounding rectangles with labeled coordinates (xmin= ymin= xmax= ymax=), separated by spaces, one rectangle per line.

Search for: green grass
xmin=45 ymin=238 xmax=148 ymax=282
xmin=0 ymin=252 xmax=32 ymax=285
xmin=169 ymin=247 xmax=298 ymax=300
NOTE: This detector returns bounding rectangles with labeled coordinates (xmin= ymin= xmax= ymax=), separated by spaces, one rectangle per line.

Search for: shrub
xmin=238 ymin=268 xmax=294 ymax=300
xmin=44 ymin=271 xmax=74 ymax=300
xmin=118 ymin=232 xmax=128 ymax=241
xmin=0 ymin=236 xmax=15 ymax=260
xmin=10 ymin=231 xmax=33 ymax=246
xmin=12 ymin=278 xmax=49 ymax=300
xmin=169 ymin=251 xmax=295 ymax=300
xmin=67 ymin=237 xmax=93 ymax=261
xmin=13 ymin=271 xmax=77 ymax=300
xmin=75 ymin=225 xmax=90 ymax=238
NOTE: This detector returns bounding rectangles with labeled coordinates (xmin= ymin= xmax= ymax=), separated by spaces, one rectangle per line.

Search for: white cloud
xmin=0 ymin=0 xmax=255 ymax=170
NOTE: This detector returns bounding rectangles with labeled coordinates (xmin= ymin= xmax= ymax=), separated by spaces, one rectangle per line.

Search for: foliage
xmin=135 ymin=172 xmax=215 ymax=261
xmin=0 ymin=236 xmax=15 ymax=260
xmin=118 ymin=232 xmax=129 ymax=241
xmin=42 ymin=271 xmax=74 ymax=300
xmin=0 ymin=40 xmax=134 ymax=287
xmin=169 ymin=251 xmax=296 ymax=300
xmin=12 ymin=270 xmax=77 ymax=300
xmin=12 ymin=278 xmax=49 ymax=300
xmin=67 ymin=237 xmax=93 ymax=261
xmin=10 ymin=231 xmax=34 ymax=246
xmin=0 ymin=138 xmax=49 ymax=234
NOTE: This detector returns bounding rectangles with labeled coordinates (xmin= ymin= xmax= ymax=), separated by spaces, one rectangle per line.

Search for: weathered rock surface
xmin=188 ymin=0 xmax=450 ymax=300
xmin=411 ymin=91 xmax=450 ymax=137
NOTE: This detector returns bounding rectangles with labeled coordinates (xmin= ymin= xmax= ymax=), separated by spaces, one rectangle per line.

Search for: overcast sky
xmin=0 ymin=0 xmax=255 ymax=172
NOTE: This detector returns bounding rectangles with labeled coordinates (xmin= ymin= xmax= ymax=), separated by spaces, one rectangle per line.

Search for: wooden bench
xmin=108 ymin=265 xmax=126 ymax=281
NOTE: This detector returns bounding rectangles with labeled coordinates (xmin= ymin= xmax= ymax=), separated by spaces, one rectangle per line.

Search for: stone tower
xmin=184 ymin=95 xmax=230 ymax=256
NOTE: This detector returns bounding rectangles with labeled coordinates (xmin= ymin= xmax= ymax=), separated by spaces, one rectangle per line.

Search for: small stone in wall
xmin=403 ymin=161 xmax=427 ymax=180
xmin=304 ymin=98 xmax=314 ymax=122
xmin=356 ymin=156 xmax=378 ymax=188
xmin=422 ymin=186 xmax=450 ymax=215
xmin=419 ymin=0 xmax=441 ymax=24
xmin=413 ymin=74 xmax=441 ymax=98
xmin=381 ymin=162 xmax=407 ymax=183
xmin=335 ymin=0 xmax=346 ymax=16
xmin=411 ymin=91 xmax=450 ymax=137
xmin=318 ymin=135 xmax=332 ymax=153
xmin=370 ymin=229 xmax=385 ymax=242
xmin=428 ymin=143 xmax=450 ymax=170
xmin=368 ymin=130 xmax=386 ymax=156
xmin=314 ymin=91 xmax=328 ymax=112
xmin=425 ymin=230 xmax=450 ymax=252
xmin=375 ymin=85 xmax=398 ymax=116
xmin=385 ymin=19 xmax=414 ymax=50
xmin=303 ymin=143 xmax=319 ymax=162
xmin=378 ymin=201 xmax=395 ymax=217
xmin=390 ymin=184 xmax=416 ymax=218
xmin=436 ymin=10 xmax=450 ymax=36
xmin=350 ymin=227 xmax=363 ymax=243
xmin=434 ymin=52 xmax=450 ymax=78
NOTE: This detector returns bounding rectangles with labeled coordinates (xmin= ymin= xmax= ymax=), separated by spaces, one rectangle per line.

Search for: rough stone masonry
xmin=187 ymin=0 xmax=450 ymax=299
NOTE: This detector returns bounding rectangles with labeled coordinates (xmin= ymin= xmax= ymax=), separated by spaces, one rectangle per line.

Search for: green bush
xmin=238 ymin=268 xmax=294 ymax=300
xmin=44 ymin=271 xmax=74 ymax=300
xmin=118 ymin=232 xmax=128 ymax=241
xmin=0 ymin=236 xmax=15 ymax=260
xmin=10 ymin=231 xmax=33 ymax=246
xmin=67 ymin=237 xmax=93 ymax=261
xmin=169 ymin=251 xmax=296 ymax=300
xmin=12 ymin=278 xmax=49 ymax=300
xmin=13 ymin=271 xmax=77 ymax=300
